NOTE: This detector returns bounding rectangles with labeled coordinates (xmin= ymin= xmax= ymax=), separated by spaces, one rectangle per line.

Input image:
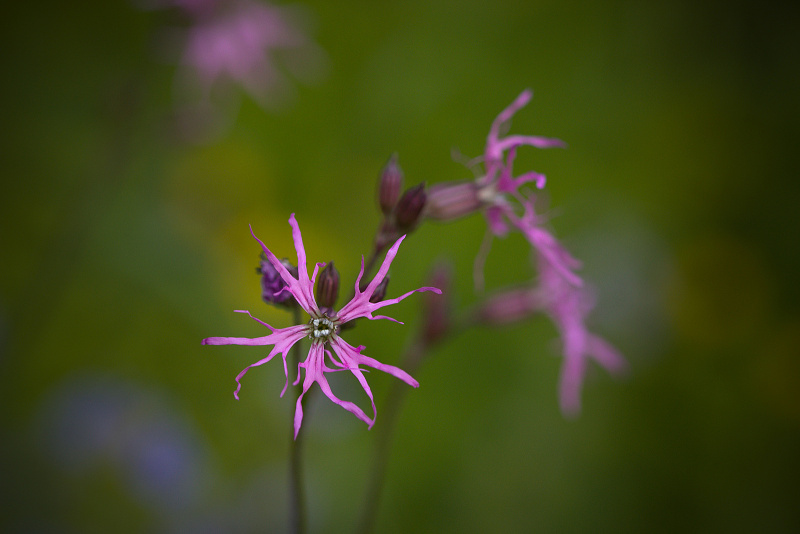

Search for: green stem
xmin=355 ymin=309 xmax=470 ymax=534
xmin=356 ymin=339 xmax=427 ymax=534
xmin=362 ymin=244 xmax=386 ymax=283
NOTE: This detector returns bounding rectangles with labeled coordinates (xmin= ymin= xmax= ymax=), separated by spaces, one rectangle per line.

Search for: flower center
xmin=308 ymin=315 xmax=337 ymax=342
xmin=476 ymin=183 xmax=502 ymax=205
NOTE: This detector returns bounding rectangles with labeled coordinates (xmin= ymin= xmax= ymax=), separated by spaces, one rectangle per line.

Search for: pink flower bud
xmin=315 ymin=262 xmax=340 ymax=310
xmin=421 ymin=263 xmax=452 ymax=344
xmin=378 ymin=153 xmax=404 ymax=215
xmin=395 ymin=183 xmax=427 ymax=232
xmin=425 ymin=181 xmax=483 ymax=221
xmin=368 ymin=276 xmax=389 ymax=304
xmin=477 ymin=288 xmax=542 ymax=325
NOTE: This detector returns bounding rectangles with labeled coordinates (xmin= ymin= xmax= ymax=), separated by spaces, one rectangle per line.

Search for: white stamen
xmin=308 ymin=315 xmax=337 ymax=341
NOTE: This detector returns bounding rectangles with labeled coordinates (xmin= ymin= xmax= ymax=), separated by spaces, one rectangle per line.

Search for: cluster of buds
xmin=374 ymin=154 xmax=427 ymax=252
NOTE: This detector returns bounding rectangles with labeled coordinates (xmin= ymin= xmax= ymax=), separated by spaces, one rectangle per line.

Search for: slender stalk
xmin=362 ymin=243 xmax=387 ymax=287
xmin=356 ymin=306 xmax=470 ymax=534
xmin=288 ymin=305 xmax=307 ymax=534
xmin=356 ymin=339 xmax=427 ymax=534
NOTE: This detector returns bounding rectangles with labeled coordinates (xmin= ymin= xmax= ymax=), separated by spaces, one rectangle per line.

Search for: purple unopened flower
xmin=477 ymin=287 xmax=542 ymax=326
xmin=377 ymin=153 xmax=404 ymax=215
xmin=315 ymin=261 xmax=340 ymax=311
xmin=426 ymin=181 xmax=481 ymax=221
xmin=203 ymin=214 xmax=441 ymax=437
xmin=259 ymin=256 xmax=298 ymax=307
xmin=394 ymin=183 xmax=427 ymax=232
xmin=420 ymin=263 xmax=452 ymax=345
xmin=368 ymin=276 xmax=390 ymax=304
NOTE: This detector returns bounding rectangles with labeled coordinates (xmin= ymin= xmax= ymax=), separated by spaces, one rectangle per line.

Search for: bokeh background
xmin=2 ymin=0 xmax=799 ymax=532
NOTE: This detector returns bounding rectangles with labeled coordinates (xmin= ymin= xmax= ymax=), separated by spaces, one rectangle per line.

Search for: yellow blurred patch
xmin=753 ymin=320 xmax=800 ymax=422
xmin=667 ymin=235 xmax=773 ymax=348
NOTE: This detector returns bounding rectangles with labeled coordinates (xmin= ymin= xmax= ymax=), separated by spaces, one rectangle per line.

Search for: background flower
xmin=147 ymin=0 xmax=327 ymax=141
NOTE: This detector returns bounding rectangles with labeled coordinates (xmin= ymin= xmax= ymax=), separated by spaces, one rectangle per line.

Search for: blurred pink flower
xmin=480 ymin=92 xmax=626 ymax=411
xmin=177 ymin=0 xmax=317 ymax=107
xmin=478 ymin=255 xmax=627 ymax=415
xmin=203 ymin=214 xmax=440 ymax=437
xmin=426 ymin=89 xmax=573 ymax=289
xmin=533 ymin=253 xmax=628 ymax=415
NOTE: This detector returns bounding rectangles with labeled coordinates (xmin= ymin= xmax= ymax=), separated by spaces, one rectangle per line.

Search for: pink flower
xmin=203 ymin=214 xmax=440 ymax=437
xmin=479 ymin=92 xmax=627 ymax=410
xmin=426 ymin=90 xmax=574 ymax=289
xmin=178 ymin=0 xmax=312 ymax=106
xmin=477 ymin=255 xmax=627 ymax=415
xmin=534 ymin=254 xmax=628 ymax=415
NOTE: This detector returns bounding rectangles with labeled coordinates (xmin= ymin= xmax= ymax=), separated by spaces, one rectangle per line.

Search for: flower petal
xmin=294 ymin=343 xmax=373 ymax=438
xmin=202 ymin=311 xmax=307 ymax=399
xmin=202 ymin=336 xmax=274 ymax=346
xmin=508 ymin=202 xmax=584 ymax=288
xmin=337 ymin=235 xmax=441 ymax=323
xmin=492 ymin=135 xmax=567 ymax=155
xmin=487 ymin=89 xmax=533 ymax=159
xmin=366 ymin=234 xmax=405 ymax=297
xmin=330 ymin=336 xmax=419 ymax=388
xmin=486 ymin=89 xmax=566 ymax=165
xmin=587 ymin=335 xmax=628 ymax=376
xmin=249 ymin=216 xmax=320 ymax=315
xmin=558 ymin=346 xmax=587 ymax=416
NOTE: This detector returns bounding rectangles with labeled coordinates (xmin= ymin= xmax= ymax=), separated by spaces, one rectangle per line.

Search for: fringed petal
xmin=202 ymin=311 xmax=306 ymax=399
xmin=293 ymin=343 xmax=374 ymax=439
xmin=487 ymin=89 xmax=533 ymax=163
xmin=249 ymin=216 xmax=320 ymax=316
xmin=558 ymin=347 xmax=587 ymax=417
xmin=202 ymin=336 xmax=273 ymax=346
xmin=337 ymin=235 xmax=441 ymax=323
xmin=330 ymin=337 xmax=419 ymax=388
xmin=587 ymin=335 xmax=629 ymax=377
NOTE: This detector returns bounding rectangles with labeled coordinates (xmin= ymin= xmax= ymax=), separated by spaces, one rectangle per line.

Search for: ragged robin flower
xmin=426 ymin=89 xmax=577 ymax=289
xmin=203 ymin=214 xmax=440 ymax=437
xmin=477 ymin=252 xmax=627 ymax=415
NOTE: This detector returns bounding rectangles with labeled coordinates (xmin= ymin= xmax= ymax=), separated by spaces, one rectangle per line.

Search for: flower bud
xmin=315 ymin=262 xmax=340 ymax=310
xmin=368 ymin=276 xmax=390 ymax=303
xmin=259 ymin=256 xmax=299 ymax=308
xmin=394 ymin=183 xmax=427 ymax=232
xmin=421 ymin=263 xmax=452 ymax=344
xmin=425 ymin=181 xmax=483 ymax=221
xmin=378 ymin=153 xmax=404 ymax=215
xmin=477 ymin=288 xmax=543 ymax=326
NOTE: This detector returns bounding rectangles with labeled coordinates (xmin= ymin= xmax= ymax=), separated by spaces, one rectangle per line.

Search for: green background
xmin=2 ymin=0 xmax=799 ymax=532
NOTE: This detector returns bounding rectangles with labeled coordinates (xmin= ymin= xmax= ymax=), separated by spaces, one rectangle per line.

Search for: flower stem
xmin=356 ymin=338 xmax=427 ymax=534
xmin=362 ymin=243 xmax=387 ymax=287
xmin=289 ymin=305 xmax=307 ymax=534
xmin=356 ymin=305 xmax=469 ymax=534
